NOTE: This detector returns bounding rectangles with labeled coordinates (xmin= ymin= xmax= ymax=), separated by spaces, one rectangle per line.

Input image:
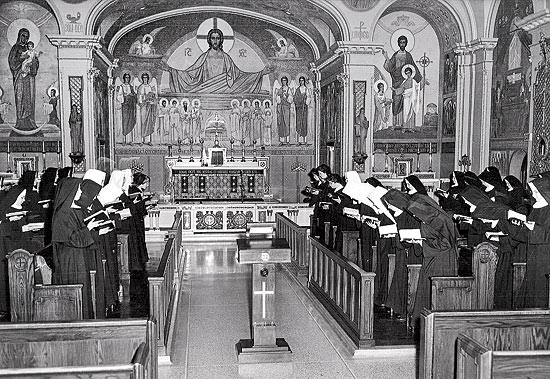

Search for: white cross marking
xmin=254 ymin=281 xmax=274 ymax=319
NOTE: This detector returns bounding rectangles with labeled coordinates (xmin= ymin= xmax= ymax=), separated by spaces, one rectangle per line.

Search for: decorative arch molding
xmin=106 ymin=7 xmax=321 ymax=60
xmin=369 ymin=0 xmax=475 ymax=50
xmin=87 ymin=1 xmax=350 ymax=59
xmin=485 ymin=0 xmax=502 ymax=38
xmin=307 ymin=0 xmax=350 ymax=41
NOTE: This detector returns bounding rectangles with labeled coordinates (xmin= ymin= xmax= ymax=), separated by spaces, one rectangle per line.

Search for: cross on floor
xmin=254 ymin=281 xmax=274 ymax=319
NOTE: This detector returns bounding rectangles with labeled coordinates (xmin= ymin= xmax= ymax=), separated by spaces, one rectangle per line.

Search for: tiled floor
xmin=158 ymin=242 xmax=418 ymax=379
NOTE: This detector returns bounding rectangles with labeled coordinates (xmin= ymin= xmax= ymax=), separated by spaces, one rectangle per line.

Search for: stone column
xmin=455 ymin=38 xmax=497 ymax=173
xmin=315 ymin=42 xmax=383 ymax=175
xmin=47 ymin=35 xmax=104 ymax=172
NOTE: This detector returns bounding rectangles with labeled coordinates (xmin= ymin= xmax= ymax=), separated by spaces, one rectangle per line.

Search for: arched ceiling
xmin=382 ymin=0 xmax=462 ymax=51
xmin=92 ymin=0 xmax=343 ymax=57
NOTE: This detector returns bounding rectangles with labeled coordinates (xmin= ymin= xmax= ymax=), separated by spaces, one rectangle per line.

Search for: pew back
xmin=420 ymin=309 xmax=550 ymax=379
xmin=7 ymin=249 xmax=82 ymax=322
xmin=430 ymin=242 xmax=497 ymax=311
xmin=457 ymin=327 xmax=550 ymax=379
xmin=0 ymin=318 xmax=157 ymax=379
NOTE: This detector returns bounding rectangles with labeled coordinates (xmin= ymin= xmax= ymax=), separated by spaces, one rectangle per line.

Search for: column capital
xmin=517 ymin=9 xmax=550 ymax=33
xmin=47 ymin=34 xmax=102 ymax=49
xmin=455 ymin=38 xmax=498 ymax=55
xmin=335 ymin=41 xmax=385 ymax=56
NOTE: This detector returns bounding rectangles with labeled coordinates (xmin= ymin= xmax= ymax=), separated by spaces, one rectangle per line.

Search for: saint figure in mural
xmin=252 ymin=100 xmax=263 ymax=144
xmin=276 ymin=76 xmax=292 ymax=145
xmin=164 ymin=28 xmax=273 ymax=94
xmin=294 ymin=76 xmax=311 ymax=145
xmin=115 ymin=73 xmax=137 ymax=144
xmin=399 ymin=65 xmax=423 ymax=130
xmin=8 ymin=28 xmax=40 ymax=131
xmin=68 ymin=104 xmax=83 ymax=153
xmin=229 ymin=99 xmax=241 ymax=140
xmin=263 ymin=100 xmax=273 ymax=146
xmin=373 ymin=80 xmax=391 ymax=131
xmin=382 ymin=35 xmax=422 ymax=128
xmin=137 ymin=72 xmax=158 ymax=145
xmin=354 ymin=108 xmax=369 ymax=154
xmin=48 ymin=87 xmax=60 ymax=127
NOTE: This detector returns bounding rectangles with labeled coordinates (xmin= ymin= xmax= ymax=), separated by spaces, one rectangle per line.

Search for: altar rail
xmin=145 ymin=203 xmax=313 ymax=234
xmin=148 ymin=211 xmax=184 ymax=359
xmin=308 ymin=237 xmax=375 ymax=348
xmin=275 ymin=210 xmax=313 ymax=276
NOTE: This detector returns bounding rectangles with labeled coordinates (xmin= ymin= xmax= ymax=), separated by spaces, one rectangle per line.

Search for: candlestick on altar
xmin=56 ymin=140 xmax=60 ymax=168
xmin=252 ymin=140 xmax=257 ymax=162
xmin=384 ymin=143 xmax=389 ymax=172
xmin=189 ymin=138 xmax=195 ymax=162
xmin=416 ymin=143 xmax=421 ymax=172
xmin=241 ymin=139 xmax=246 ymax=162
xmin=42 ymin=141 xmax=46 ymax=171
xmin=229 ymin=137 xmax=235 ymax=162
xmin=428 ymin=143 xmax=433 ymax=172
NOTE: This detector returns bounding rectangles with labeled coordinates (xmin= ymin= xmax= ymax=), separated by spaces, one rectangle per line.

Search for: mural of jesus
xmin=164 ymin=28 xmax=273 ymax=94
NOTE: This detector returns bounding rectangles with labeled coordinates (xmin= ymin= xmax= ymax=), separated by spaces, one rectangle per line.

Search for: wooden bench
xmin=7 ymin=248 xmax=83 ymax=322
xmin=430 ymin=242 xmax=498 ymax=311
xmin=148 ymin=211 xmax=185 ymax=360
xmin=117 ymin=233 xmax=130 ymax=299
xmin=420 ymin=309 xmax=550 ymax=379
xmin=456 ymin=326 xmax=550 ymax=379
xmin=0 ymin=318 xmax=157 ymax=379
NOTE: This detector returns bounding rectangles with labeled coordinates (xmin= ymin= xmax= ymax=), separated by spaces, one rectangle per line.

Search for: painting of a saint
xmin=69 ymin=104 xmax=83 ymax=153
xmin=275 ymin=76 xmax=292 ymax=145
xmin=382 ymin=35 xmax=422 ymax=127
xmin=115 ymin=73 xmax=137 ymax=145
xmin=137 ymin=72 xmax=158 ymax=145
xmin=294 ymin=76 xmax=311 ymax=145
xmin=8 ymin=28 xmax=40 ymax=131
xmin=164 ymin=28 xmax=273 ymax=94
xmin=373 ymin=80 xmax=391 ymax=131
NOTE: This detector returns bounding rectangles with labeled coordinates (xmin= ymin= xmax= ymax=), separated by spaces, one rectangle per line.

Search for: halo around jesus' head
xmin=196 ymin=17 xmax=234 ymax=53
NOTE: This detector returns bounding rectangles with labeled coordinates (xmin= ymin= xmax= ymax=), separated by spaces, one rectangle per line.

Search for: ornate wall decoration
xmin=227 ymin=210 xmax=253 ymax=229
xmin=196 ymin=210 xmax=223 ymax=230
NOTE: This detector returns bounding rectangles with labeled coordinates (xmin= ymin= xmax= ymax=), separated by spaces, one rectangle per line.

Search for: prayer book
xmin=399 ymin=229 xmax=423 ymax=241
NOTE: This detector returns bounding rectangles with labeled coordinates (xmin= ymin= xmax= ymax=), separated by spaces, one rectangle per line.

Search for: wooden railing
xmin=148 ymin=211 xmax=184 ymax=358
xmin=308 ymin=237 xmax=375 ymax=348
xmin=275 ymin=212 xmax=310 ymax=276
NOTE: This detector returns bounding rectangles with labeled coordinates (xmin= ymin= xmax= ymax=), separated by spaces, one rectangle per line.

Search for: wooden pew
xmin=0 ymin=318 xmax=157 ymax=379
xmin=341 ymin=230 xmax=359 ymax=264
xmin=419 ymin=309 xmax=550 ymax=379
xmin=117 ymin=233 xmax=130 ymax=299
xmin=512 ymin=262 xmax=526 ymax=308
xmin=456 ymin=326 xmax=550 ymax=379
xmin=7 ymin=249 xmax=83 ymax=322
xmin=148 ymin=211 xmax=185 ymax=359
xmin=430 ymin=242 xmax=498 ymax=311
xmin=406 ymin=263 xmax=422 ymax=330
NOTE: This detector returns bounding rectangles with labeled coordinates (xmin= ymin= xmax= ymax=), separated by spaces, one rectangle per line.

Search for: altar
xmin=166 ymin=151 xmax=269 ymax=201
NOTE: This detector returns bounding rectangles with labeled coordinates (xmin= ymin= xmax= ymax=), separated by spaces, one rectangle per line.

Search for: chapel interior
xmin=1 ymin=0 xmax=550 ymax=378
